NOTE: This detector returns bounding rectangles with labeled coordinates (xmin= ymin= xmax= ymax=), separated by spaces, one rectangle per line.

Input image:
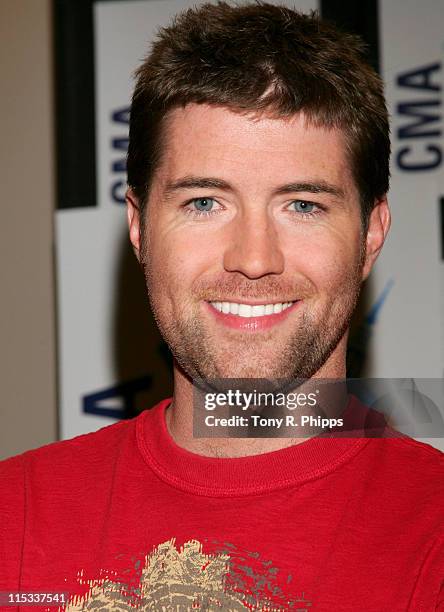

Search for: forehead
xmin=156 ymin=103 xmax=356 ymax=197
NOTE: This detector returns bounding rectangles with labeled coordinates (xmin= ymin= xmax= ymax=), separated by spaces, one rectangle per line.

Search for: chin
xmin=198 ymin=359 xmax=300 ymax=381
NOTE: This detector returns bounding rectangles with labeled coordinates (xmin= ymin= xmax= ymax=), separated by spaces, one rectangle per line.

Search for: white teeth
xmin=238 ymin=304 xmax=252 ymax=317
xmin=210 ymin=301 xmax=294 ymax=318
xmin=229 ymin=302 xmax=239 ymax=315
xmin=252 ymin=305 xmax=265 ymax=317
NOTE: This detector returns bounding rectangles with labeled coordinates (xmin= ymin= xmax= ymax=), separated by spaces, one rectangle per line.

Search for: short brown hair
xmin=127 ymin=1 xmax=390 ymax=228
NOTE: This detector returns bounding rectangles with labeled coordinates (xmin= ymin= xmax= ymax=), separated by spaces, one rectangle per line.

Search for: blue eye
xmin=291 ymin=200 xmax=315 ymax=213
xmin=191 ymin=197 xmax=215 ymax=212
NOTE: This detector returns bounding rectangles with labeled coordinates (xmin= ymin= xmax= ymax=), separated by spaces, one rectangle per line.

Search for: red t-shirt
xmin=0 ymin=398 xmax=443 ymax=611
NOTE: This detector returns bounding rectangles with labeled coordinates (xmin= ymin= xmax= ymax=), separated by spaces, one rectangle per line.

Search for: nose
xmin=223 ymin=207 xmax=285 ymax=279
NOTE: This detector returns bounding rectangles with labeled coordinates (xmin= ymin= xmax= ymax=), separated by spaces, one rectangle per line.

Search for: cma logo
xmin=110 ymin=106 xmax=129 ymax=204
xmin=396 ymin=62 xmax=442 ymax=171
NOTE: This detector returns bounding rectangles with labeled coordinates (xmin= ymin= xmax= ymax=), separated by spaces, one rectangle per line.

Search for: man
xmin=1 ymin=3 xmax=443 ymax=610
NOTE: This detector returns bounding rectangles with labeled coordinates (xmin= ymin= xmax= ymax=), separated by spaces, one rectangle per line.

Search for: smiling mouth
xmin=209 ymin=301 xmax=296 ymax=318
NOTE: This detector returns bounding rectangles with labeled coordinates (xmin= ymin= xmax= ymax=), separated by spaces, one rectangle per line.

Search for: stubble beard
xmin=159 ymin=310 xmax=350 ymax=381
xmin=141 ymin=253 xmax=364 ymax=383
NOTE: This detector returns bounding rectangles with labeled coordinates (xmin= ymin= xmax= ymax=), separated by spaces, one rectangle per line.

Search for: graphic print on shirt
xmin=62 ymin=538 xmax=312 ymax=610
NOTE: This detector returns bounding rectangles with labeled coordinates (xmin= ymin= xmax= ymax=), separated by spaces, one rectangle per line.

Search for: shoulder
xmin=0 ymin=415 xmax=138 ymax=486
xmin=364 ymin=436 xmax=444 ymax=509
xmin=380 ymin=435 xmax=444 ymax=473
xmin=0 ymin=400 xmax=168 ymax=491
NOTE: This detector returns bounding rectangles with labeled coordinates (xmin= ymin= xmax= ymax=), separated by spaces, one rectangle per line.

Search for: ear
xmin=126 ymin=188 xmax=141 ymax=262
xmin=362 ymin=196 xmax=391 ymax=281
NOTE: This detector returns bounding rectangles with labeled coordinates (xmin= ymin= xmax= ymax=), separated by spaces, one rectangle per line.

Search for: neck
xmin=165 ymin=338 xmax=348 ymax=458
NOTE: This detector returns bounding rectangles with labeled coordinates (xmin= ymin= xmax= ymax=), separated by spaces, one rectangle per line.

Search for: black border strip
xmin=320 ymin=0 xmax=380 ymax=73
xmin=54 ymin=0 xmax=96 ymax=209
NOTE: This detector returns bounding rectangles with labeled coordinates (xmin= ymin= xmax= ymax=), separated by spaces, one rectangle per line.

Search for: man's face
xmin=129 ymin=104 xmax=385 ymax=380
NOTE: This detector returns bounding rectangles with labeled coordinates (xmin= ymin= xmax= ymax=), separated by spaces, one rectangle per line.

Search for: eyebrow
xmin=164 ymin=176 xmax=231 ymax=197
xmin=163 ymin=175 xmax=346 ymax=199
xmin=274 ymin=181 xmax=345 ymax=199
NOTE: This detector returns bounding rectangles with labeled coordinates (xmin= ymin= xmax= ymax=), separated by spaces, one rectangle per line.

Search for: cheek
xmin=282 ymin=225 xmax=362 ymax=292
xmin=146 ymin=220 xmax=220 ymax=309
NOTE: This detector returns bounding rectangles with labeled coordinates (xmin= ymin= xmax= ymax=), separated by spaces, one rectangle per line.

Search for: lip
xmin=205 ymin=300 xmax=300 ymax=331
